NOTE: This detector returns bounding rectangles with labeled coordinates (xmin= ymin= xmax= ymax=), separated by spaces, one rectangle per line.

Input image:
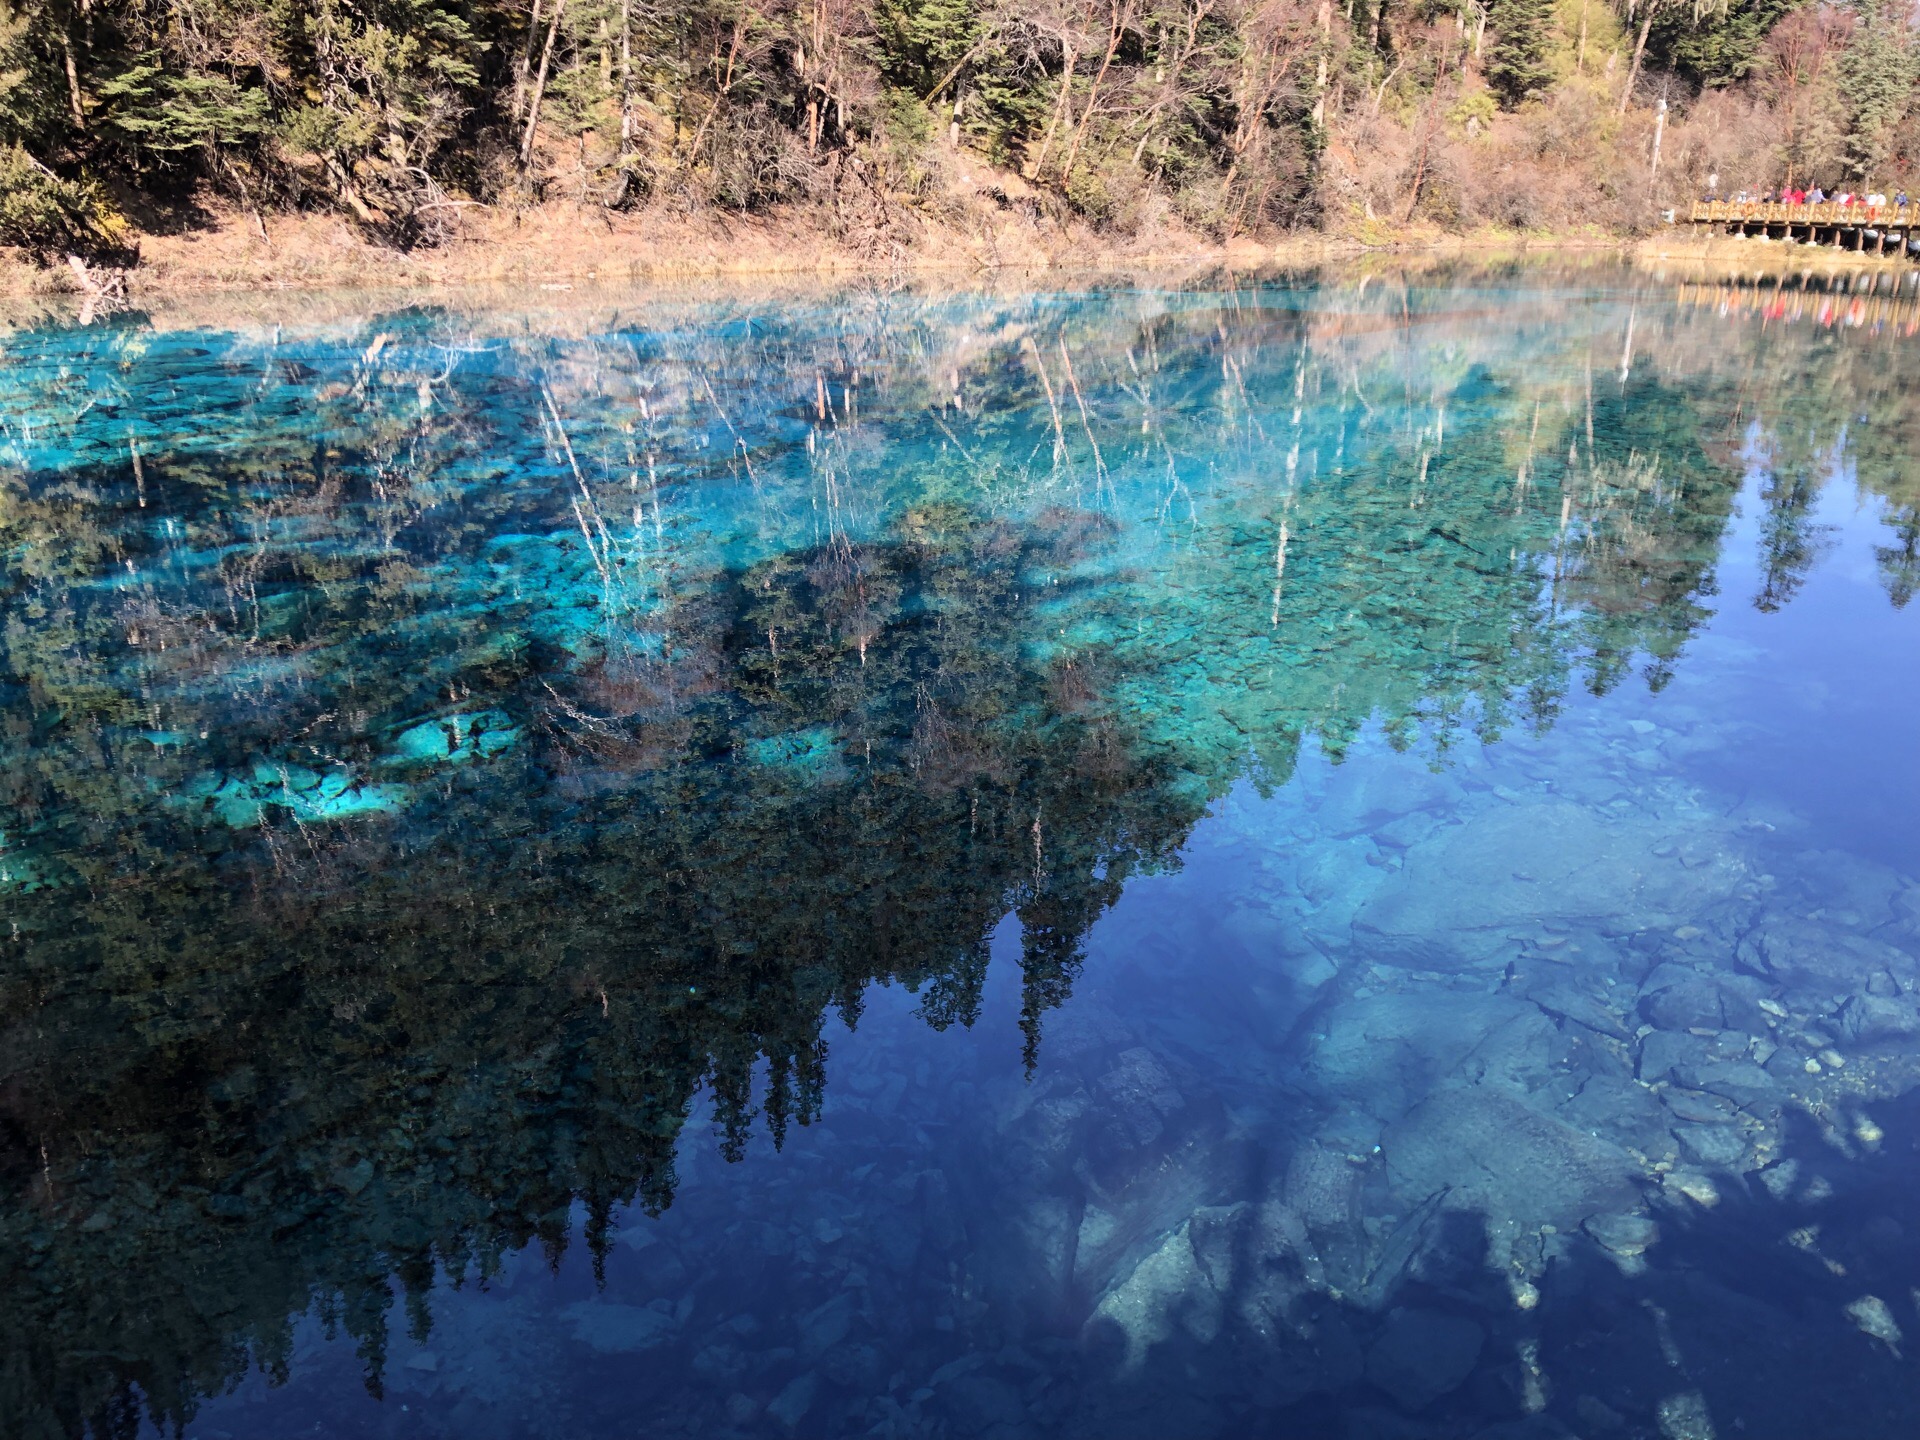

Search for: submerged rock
xmin=1640 ymin=977 xmax=1731 ymax=1032
xmin=1836 ymin=994 xmax=1920 ymax=1046
xmin=1354 ymin=801 xmax=1746 ymax=968
xmin=1094 ymin=1047 xmax=1186 ymax=1150
xmin=1845 ymin=1294 xmax=1903 ymax=1349
xmin=562 ymin=1300 xmax=677 ymax=1354
xmin=1526 ymin=980 xmax=1633 ymax=1041
xmin=1662 ymin=1089 xmax=1735 ymax=1125
xmin=1583 ymin=1212 xmax=1660 ymax=1256
xmin=1307 ymin=991 xmax=1555 ymax=1116
xmin=1384 ymin=1087 xmax=1641 ymax=1230
xmin=1638 ymin=973 xmax=1772 ymax=1036
xmin=1364 ymin=1306 xmax=1485 ymax=1411
xmin=797 ymin=1291 xmax=857 ymax=1357
xmin=1737 ymin=917 xmax=1912 ymax=998
xmin=765 ymin=1371 xmax=819 ymax=1431
xmin=1084 ymin=1219 xmax=1217 ymax=1367
xmin=1672 ymin=1123 xmax=1749 ymax=1169
xmin=1558 ymin=1076 xmax=1676 ymax=1160
xmin=1669 ymin=1060 xmax=1777 ymax=1110
xmin=1655 ymin=1391 xmax=1717 ymax=1440
xmin=1662 ymin=1170 xmax=1720 ymax=1207
xmin=1639 ymin=1030 xmax=1711 ymax=1084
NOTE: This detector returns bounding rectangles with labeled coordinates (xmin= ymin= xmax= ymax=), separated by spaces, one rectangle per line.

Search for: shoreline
xmin=1634 ymin=231 xmax=1920 ymax=281
xmin=2 ymin=201 xmax=1309 ymax=300
xmin=6 ymin=201 xmax=1916 ymax=307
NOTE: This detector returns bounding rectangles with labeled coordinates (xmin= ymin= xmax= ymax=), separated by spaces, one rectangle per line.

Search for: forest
xmin=2 ymin=0 xmax=1919 ymax=260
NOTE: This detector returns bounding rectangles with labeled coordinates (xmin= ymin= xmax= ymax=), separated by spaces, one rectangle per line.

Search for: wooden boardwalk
xmin=1689 ymin=199 xmax=1918 ymax=256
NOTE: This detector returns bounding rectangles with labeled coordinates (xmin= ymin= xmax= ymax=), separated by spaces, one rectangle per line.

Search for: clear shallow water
xmin=4 ymin=267 xmax=1920 ymax=1440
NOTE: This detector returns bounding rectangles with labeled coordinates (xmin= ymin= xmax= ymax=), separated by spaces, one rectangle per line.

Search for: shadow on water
xmin=1 ymin=267 xmax=1918 ymax=1437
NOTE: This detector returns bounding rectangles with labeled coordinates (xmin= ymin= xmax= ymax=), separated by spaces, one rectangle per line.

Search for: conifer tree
xmin=873 ymin=0 xmax=981 ymax=94
xmin=1487 ymin=0 xmax=1559 ymax=108
xmin=1837 ymin=0 xmax=1917 ymax=182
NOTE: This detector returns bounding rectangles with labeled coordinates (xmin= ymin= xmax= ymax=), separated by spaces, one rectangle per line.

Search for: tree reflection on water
xmin=2 ymin=268 xmax=1915 ymax=1437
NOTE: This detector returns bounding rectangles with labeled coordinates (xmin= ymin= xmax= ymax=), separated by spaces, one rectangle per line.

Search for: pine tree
xmin=1486 ymin=0 xmax=1559 ymax=109
xmin=873 ymin=0 xmax=981 ymax=95
xmin=1837 ymin=0 xmax=1917 ymax=182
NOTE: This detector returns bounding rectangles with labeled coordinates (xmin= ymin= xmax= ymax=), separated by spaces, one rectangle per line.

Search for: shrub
xmin=0 ymin=148 xmax=127 ymax=255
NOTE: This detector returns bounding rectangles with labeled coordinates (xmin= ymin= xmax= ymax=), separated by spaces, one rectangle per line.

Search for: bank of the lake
xmin=0 ymin=199 xmax=1640 ymax=302
xmin=13 ymin=197 xmax=1920 ymax=305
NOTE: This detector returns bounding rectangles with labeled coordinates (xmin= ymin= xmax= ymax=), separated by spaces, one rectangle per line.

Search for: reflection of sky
xmin=1681 ymin=462 xmax=1920 ymax=870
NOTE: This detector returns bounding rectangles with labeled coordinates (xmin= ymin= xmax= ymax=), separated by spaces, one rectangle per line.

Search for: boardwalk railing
xmin=1686 ymin=199 xmax=1918 ymax=256
xmin=1689 ymin=199 xmax=1915 ymax=228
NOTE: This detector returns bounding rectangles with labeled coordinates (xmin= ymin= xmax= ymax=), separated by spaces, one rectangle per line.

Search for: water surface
xmin=4 ymin=266 xmax=1920 ymax=1440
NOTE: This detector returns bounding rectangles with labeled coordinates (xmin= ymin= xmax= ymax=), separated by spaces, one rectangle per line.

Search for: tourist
xmin=1810 ymin=185 xmax=1826 ymax=203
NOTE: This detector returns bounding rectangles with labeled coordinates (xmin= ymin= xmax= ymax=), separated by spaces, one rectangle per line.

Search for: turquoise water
xmin=4 ymin=267 xmax=1920 ymax=1440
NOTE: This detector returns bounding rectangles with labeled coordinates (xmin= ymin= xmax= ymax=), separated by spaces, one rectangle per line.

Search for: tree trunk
xmin=61 ymin=30 xmax=86 ymax=130
xmin=617 ymin=0 xmax=634 ymax=164
xmin=520 ymin=0 xmax=567 ymax=170
xmin=1062 ymin=2 xmax=1132 ymax=180
xmin=1404 ymin=112 xmax=1435 ymax=221
xmin=1619 ymin=8 xmax=1654 ymax=115
xmin=1313 ymin=0 xmax=1332 ymax=128
xmin=512 ymin=0 xmax=545 ymax=122
xmin=1026 ymin=46 xmax=1077 ymax=178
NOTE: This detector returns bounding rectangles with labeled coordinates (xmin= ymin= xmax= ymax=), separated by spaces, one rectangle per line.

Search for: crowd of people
xmin=1703 ymin=179 xmax=1912 ymax=208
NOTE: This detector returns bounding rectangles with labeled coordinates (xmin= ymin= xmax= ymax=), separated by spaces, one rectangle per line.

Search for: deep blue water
xmin=4 ymin=267 xmax=1920 ymax=1440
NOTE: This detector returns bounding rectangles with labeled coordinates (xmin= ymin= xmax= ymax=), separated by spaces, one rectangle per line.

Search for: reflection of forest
xmin=1671 ymin=276 xmax=1920 ymax=610
xmin=1 ymin=275 xmax=1914 ymax=1436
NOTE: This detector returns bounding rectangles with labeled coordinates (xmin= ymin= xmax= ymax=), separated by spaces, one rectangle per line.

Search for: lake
xmin=4 ymin=263 xmax=1920 ymax=1440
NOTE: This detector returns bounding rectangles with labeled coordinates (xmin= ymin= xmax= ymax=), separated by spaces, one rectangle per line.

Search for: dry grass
xmin=10 ymin=144 xmax=1914 ymax=306
xmin=0 ymin=166 xmax=1333 ymax=300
